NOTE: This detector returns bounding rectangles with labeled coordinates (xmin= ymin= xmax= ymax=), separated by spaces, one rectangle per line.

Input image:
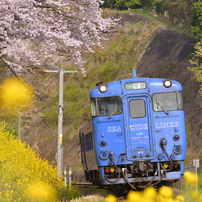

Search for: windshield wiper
xmin=156 ymin=102 xmax=169 ymax=115
xmin=108 ymin=103 xmax=118 ymax=119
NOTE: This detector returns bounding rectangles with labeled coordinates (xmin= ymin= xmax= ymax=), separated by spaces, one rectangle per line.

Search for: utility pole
xmin=44 ymin=69 xmax=77 ymax=177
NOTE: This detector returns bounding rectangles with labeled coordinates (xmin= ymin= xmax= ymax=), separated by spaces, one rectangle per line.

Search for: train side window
xmin=85 ymin=135 xmax=88 ymax=151
xmin=177 ymin=92 xmax=184 ymax=110
xmin=85 ymin=132 xmax=93 ymax=151
xmin=91 ymin=98 xmax=96 ymax=116
xmin=129 ymin=99 xmax=146 ymax=118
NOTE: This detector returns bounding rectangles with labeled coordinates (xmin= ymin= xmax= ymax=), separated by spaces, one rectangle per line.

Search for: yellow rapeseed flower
xmin=197 ymin=194 xmax=202 ymax=202
xmin=105 ymin=194 xmax=117 ymax=202
xmin=157 ymin=195 xmax=174 ymax=202
xmin=191 ymin=190 xmax=199 ymax=198
xmin=0 ymin=121 xmax=70 ymax=201
xmin=143 ymin=186 xmax=157 ymax=200
xmin=0 ymin=78 xmax=33 ymax=112
xmin=26 ymin=181 xmax=56 ymax=202
xmin=159 ymin=186 xmax=173 ymax=198
xmin=184 ymin=171 xmax=198 ymax=186
xmin=176 ymin=195 xmax=185 ymax=201
xmin=127 ymin=190 xmax=142 ymax=202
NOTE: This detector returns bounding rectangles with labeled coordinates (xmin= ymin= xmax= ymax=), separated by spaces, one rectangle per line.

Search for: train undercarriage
xmin=86 ymin=161 xmax=182 ymax=189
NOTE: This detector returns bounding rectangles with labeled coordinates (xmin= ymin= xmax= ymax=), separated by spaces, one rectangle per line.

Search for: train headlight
xmin=173 ymin=145 xmax=182 ymax=155
xmin=163 ymin=80 xmax=172 ymax=88
xmin=99 ymin=85 xmax=107 ymax=93
xmin=100 ymin=151 xmax=109 ymax=160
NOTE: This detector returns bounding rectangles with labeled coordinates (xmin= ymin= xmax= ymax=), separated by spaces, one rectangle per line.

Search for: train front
xmin=90 ymin=71 xmax=186 ymax=188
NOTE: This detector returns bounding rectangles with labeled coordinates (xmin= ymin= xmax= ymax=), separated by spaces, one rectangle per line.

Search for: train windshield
xmin=91 ymin=96 xmax=122 ymax=116
xmin=153 ymin=92 xmax=183 ymax=112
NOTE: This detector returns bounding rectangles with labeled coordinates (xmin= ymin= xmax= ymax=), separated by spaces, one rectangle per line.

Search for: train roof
xmin=90 ymin=70 xmax=183 ymax=98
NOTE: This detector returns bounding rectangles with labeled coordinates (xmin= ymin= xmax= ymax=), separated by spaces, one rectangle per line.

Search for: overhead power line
xmin=1 ymin=57 xmax=45 ymax=102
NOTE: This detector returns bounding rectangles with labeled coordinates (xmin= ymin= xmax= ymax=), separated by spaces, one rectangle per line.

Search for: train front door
xmin=124 ymin=95 xmax=154 ymax=160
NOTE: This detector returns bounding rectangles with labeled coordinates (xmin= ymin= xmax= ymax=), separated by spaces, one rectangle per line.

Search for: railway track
xmin=72 ymin=182 xmax=100 ymax=188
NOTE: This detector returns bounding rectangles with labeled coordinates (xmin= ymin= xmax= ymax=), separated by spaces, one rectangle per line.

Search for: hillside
xmin=0 ymin=11 xmax=201 ymax=181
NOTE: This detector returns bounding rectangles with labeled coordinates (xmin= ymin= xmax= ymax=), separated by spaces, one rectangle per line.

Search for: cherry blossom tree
xmin=0 ymin=0 xmax=118 ymax=75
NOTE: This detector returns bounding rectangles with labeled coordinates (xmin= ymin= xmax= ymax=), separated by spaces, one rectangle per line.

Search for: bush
xmin=0 ymin=121 xmax=79 ymax=201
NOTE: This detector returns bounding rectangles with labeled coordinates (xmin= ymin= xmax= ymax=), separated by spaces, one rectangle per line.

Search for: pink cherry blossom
xmin=0 ymin=0 xmax=118 ymax=75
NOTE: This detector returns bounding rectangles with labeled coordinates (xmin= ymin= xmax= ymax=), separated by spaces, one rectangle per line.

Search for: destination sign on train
xmin=125 ymin=82 xmax=146 ymax=90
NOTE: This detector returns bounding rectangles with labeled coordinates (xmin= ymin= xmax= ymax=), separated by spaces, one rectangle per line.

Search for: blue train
xmin=79 ymin=70 xmax=186 ymax=189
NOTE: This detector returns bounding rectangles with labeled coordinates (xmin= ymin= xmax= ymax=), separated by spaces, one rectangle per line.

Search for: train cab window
xmin=129 ymin=99 xmax=146 ymax=118
xmin=153 ymin=92 xmax=183 ymax=112
xmin=91 ymin=96 xmax=122 ymax=116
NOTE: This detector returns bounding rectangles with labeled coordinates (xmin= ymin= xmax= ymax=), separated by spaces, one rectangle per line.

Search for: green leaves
xmin=191 ymin=1 xmax=202 ymax=39
xmin=188 ymin=40 xmax=202 ymax=97
xmin=115 ymin=0 xmax=140 ymax=10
